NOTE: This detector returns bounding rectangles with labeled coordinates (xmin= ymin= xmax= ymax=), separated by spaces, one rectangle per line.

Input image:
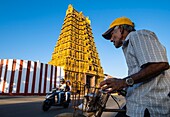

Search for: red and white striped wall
xmin=0 ymin=59 xmax=64 ymax=96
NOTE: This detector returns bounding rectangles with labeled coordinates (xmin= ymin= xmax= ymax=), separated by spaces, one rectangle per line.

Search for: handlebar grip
xmin=100 ymin=89 xmax=126 ymax=96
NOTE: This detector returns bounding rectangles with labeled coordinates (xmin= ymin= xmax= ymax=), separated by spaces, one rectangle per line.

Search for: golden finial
xmin=66 ymin=4 xmax=73 ymax=15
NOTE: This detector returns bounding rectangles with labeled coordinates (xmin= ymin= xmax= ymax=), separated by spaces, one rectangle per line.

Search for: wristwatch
xmin=125 ymin=77 xmax=134 ymax=86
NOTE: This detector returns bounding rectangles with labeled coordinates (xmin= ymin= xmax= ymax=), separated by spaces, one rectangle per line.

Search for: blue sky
xmin=0 ymin=0 xmax=170 ymax=78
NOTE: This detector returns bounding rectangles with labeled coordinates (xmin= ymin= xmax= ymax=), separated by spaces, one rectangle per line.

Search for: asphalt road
xmin=0 ymin=95 xmax=125 ymax=117
xmin=0 ymin=96 xmax=74 ymax=117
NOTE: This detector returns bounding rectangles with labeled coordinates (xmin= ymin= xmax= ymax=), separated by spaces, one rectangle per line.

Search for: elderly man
xmin=100 ymin=16 xmax=170 ymax=117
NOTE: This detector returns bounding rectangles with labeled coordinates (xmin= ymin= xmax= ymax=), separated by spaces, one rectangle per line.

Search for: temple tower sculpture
xmin=49 ymin=4 xmax=104 ymax=86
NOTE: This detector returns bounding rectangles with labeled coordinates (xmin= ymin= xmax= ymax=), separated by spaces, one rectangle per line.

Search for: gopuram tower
xmin=49 ymin=4 xmax=104 ymax=86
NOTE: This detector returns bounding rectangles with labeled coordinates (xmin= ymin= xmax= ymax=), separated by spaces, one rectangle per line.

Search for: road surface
xmin=0 ymin=95 xmax=125 ymax=117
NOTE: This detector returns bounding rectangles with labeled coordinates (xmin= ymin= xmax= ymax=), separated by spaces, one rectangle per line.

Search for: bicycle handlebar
xmin=84 ymin=84 xmax=127 ymax=96
xmin=99 ymin=89 xmax=127 ymax=96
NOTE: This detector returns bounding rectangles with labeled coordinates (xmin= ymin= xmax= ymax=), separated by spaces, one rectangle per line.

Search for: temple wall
xmin=0 ymin=59 xmax=64 ymax=95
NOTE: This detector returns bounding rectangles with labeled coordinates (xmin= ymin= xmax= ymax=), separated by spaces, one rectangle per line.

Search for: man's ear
xmin=119 ymin=25 xmax=124 ymax=34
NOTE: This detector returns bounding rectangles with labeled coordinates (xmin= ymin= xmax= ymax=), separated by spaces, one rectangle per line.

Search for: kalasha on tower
xmin=49 ymin=4 xmax=104 ymax=86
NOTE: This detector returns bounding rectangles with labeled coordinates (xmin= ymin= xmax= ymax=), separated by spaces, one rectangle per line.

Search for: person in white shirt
xmin=56 ymin=78 xmax=66 ymax=104
xmin=100 ymin=16 xmax=170 ymax=117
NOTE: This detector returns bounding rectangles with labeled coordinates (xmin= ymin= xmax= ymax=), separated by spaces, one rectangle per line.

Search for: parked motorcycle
xmin=42 ymin=88 xmax=71 ymax=111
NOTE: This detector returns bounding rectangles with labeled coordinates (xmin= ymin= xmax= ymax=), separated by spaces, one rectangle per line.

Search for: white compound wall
xmin=0 ymin=59 xmax=64 ymax=95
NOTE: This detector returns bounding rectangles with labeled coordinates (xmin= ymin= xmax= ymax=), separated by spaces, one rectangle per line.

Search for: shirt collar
xmin=122 ymin=31 xmax=134 ymax=47
xmin=122 ymin=39 xmax=129 ymax=47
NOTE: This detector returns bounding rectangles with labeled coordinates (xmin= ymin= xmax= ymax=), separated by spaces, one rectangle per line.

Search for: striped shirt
xmin=122 ymin=30 xmax=170 ymax=117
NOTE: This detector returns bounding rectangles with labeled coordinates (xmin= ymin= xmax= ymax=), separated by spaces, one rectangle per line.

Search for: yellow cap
xmin=102 ymin=17 xmax=134 ymax=39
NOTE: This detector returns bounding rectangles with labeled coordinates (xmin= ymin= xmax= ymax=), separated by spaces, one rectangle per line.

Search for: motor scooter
xmin=42 ymin=88 xmax=71 ymax=111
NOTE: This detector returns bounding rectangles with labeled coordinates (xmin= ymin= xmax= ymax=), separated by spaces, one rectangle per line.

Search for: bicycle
xmin=72 ymin=83 xmax=127 ymax=117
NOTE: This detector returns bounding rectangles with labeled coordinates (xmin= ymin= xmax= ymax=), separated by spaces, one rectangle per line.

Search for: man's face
xmin=109 ymin=27 xmax=123 ymax=48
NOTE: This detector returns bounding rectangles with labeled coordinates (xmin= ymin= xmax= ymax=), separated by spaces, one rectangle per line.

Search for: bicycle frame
xmin=95 ymin=91 xmax=126 ymax=117
xmin=72 ymin=83 xmax=126 ymax=117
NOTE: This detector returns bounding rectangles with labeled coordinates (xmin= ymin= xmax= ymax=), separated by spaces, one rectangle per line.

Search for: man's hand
xmin=100 ymin=78 xmax=127 ymax=93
